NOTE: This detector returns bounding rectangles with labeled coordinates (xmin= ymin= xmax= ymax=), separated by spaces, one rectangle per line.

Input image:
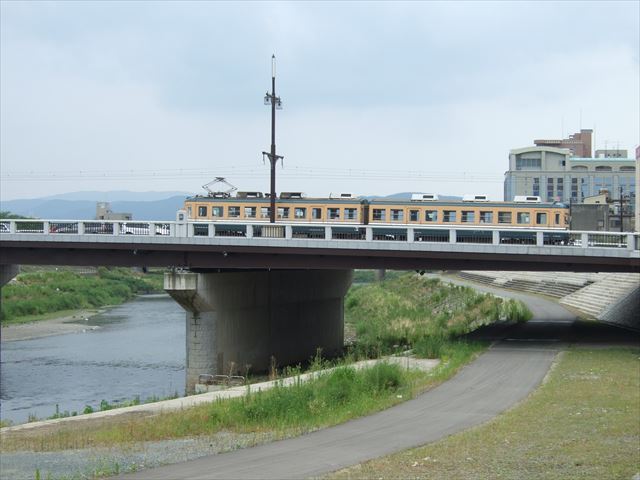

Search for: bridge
xmin=2 ymin=218 xmax=639 ymax=392
xmin=1 ymin=218 xmax=638 ymax=272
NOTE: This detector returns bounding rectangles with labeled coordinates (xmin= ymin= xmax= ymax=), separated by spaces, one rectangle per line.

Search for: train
xmin=183 ymin=191 xmax=570 ymax=230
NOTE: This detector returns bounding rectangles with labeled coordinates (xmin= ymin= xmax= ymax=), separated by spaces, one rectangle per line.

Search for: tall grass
xmin=346 ymin=273 xmax=531 ymax=358
xmin=1 ymin=267 xmax=164 ymax=323
xmin=1 ymin=362 xmax=421 ymax=451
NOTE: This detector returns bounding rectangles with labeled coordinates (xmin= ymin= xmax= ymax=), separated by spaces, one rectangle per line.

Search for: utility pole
xmin=262 ymin=55 xmax=283 ymax=223
xmin=619 ymin=186 xmax=625 ymax=232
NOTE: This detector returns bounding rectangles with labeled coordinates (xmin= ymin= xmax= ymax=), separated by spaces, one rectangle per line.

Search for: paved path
xmin=122 ymin=342 xmax=558 ymax=479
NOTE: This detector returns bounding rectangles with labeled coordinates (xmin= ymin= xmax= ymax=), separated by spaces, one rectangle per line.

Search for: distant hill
xmin=1 ymin=190 xmax=465 ymax=220
xmin=1 ymin=191 xmax=190 ymax=220
xmin=41 ymin=191 xmax=191 ymax=202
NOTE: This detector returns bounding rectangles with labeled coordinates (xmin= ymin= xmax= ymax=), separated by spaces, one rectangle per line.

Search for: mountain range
xmin=1 ymin=191 xmax=463 ymax=220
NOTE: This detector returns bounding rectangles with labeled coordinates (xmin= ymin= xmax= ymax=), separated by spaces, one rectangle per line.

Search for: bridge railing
xmin=1 ymin=219 xmax=638 ymax=251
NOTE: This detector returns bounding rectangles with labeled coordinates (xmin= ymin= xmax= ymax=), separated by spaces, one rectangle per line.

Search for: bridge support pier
xmin=0 ymin=264 xmax=19 ymax=287
xmin=165 ymin=269 xmax=352 ymax=393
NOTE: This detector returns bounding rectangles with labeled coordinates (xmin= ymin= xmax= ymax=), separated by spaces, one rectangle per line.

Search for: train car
xmin=366 ymin=196 xmax=568 ymax=229
xmin=183 ymin=192 xmax=569 ymax=229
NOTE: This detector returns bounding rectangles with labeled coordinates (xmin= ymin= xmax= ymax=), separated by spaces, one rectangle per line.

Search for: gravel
xmin=0 ymin=431 xmax=284 ymax=480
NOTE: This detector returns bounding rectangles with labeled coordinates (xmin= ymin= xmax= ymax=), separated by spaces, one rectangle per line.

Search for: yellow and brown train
xmin=184 ymin=192 xmax=569 ymax=229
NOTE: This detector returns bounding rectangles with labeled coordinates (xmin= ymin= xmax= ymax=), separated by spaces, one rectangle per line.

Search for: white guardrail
xmin=1 ymin=219 xmax=638 ymax=251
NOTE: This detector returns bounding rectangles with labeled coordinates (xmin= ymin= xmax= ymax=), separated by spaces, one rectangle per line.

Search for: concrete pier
xmin=165 ymin=269 xmax=353 ymax=393
xmin=0 ymin=264 xmax=19 ymax=287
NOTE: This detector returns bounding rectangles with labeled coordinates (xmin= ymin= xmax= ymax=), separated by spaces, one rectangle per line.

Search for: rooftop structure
xmin=534 ymin=129 xmax=593 ymax=158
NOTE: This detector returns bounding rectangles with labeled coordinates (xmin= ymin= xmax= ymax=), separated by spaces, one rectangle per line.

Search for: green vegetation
xmin=2 ymin=361 xmax=422 ymax=451
xmin=1 ymin=267 xmax=164 ymax=323
xmin=346 ymin=274 xmax=531 ymax=358
xmin=0 ymin=210 xmax=30 ymax=219
xmin=330 ymin=347 xmax=640 ymax=480
xmin=351 ymin=269 xmax=406 ymax=284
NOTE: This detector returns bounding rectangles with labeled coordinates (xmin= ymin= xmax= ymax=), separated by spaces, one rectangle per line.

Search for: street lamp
xmin=262 ymin=54 xmax=284 ymax=223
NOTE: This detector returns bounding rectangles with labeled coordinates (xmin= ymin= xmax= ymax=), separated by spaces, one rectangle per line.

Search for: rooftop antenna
xmin=262 ymin=54 xmax=284 ymax=223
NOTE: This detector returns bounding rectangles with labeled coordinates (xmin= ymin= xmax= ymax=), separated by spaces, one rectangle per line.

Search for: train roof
xmin=185 ymin=195 xmax=568 ymax=209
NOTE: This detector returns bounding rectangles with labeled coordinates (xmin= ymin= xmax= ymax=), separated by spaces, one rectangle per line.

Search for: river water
xmin=0 ymin=295 xmax=185 ymax=425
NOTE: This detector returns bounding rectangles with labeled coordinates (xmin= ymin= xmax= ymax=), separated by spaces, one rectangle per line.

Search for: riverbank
xmin=1 ymin=309 xmax=104 ymax=342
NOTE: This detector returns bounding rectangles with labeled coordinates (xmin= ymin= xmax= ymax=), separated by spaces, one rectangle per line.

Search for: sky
xmin=1 ymin=1 xmax=638 ymax=201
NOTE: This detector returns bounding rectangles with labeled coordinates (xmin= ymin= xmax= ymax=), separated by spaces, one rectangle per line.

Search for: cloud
xmin=1 ymin=1 xmax=638 ymax=201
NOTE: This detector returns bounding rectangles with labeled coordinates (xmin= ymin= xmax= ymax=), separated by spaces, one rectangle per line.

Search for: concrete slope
xmin=121 ymin=344 xmax=559 ymax=479
xmin=559 ymin=273 xmax=640 ymax=318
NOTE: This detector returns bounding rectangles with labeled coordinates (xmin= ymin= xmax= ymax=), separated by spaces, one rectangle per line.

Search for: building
xmin=636 ymin=145 xmax=640 ymax=233
xmin=504 ymin=139 xmax=636 ymax=207
xmin=534 ymin=129 xmax=592 ymax=158
xmin=595 ymin=148 xmax=628 ymax=158
xmin=570 ymin=192 xmax=635 ymax=232
xmin=95 ymin=202 xmax=132 ymax=221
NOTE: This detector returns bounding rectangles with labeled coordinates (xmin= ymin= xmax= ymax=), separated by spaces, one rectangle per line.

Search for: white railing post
xmin=148 ymin=222 xmax=154 ymax=236
xmin=285 ymin=225 xmax=292 ymax=239
xmin=365 ymin=227 xmax=373 ymax=241
xmin=407 ymin=227 xmax=414 ymax=243
xmin=78 ymin=222 xmax=85 ymax=235
xmin=208 ymin=224 xmax=215 ymax=237
xmin=188 ymin=223 xmax=194 ymax=237
xmin=324 ymin=226 xmax=331 ymax=240
xmin=628 ymin=233 xmax=636 ymax=251
xmin=492 ymin=230 xmax=499 ymax=245
xmin=449 ymin=229 xmax=457 ymax=244
xmin=536 ymin=231 xmax=544 ymax=247
xmin=9 ymin=221 xmax=16 ymax=234
xmin=581 ymin=232 xmax=589 ymax=248
xmin=113 ymin=222 xmax=119 ymax=236
xmin=43 ymin=221 xmax=50 ymax=235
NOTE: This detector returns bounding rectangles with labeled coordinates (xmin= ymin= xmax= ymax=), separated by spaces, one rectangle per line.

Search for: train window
xmin=517 ymin=212 xmax=530 ymax=224
xmin=443 ymin=210 xmax=456 ymax=222
xmin=212 ymin=207 xmax=223 ymax=218
xmin=461 ymin=211 xmax=475 ymax=223
xmin=345 ymin=208 xmax=357 ymax=220
xmin=228 ymin=207 xmax=240 ymax=218
xmin=312 ymin=208 xmax=322 ymax=220
xmin=244 ymin=206 xmax=257 ymax=218
xmin=198 ymin=206 xmax=207 ymax=217
xmin=498 ymin=212 xmax=512 ymax=224
xmin=328 ymin=208 xmax=340 ymax=220
xmin=536 ymin=212 xmax=547 ymax=224
xmin=294 ymin=207 xmax=307 ymax=219
xmin=479 ymin=211 xmax=493 ymax=223
xmin=277 ymin=207 xmax=290 ymax=219
xmin=260 ymin=207 xmax=271 ymax=219
xmin=409 ymin=210 xmax=419 ymax=222
xmin=372 ymin=209 xmax=386 ymax=221
xmin=391 ymin=209 xmax=404 ymax=221
xmin=425 ymin=210 xmax=437 ymax=222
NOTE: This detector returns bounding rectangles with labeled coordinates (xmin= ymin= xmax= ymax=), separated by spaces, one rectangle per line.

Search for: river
xmin=0 ymin=295 xmax=185 ymax=425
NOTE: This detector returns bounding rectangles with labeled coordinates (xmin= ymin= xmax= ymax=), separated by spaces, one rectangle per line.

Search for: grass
xmin=1 ymin=267 xmax=164 ymax=323
xmin=329 ymin=346 xmax=640 ymax=480
xmin=346 ymin=273 xmax=531 ymax=358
